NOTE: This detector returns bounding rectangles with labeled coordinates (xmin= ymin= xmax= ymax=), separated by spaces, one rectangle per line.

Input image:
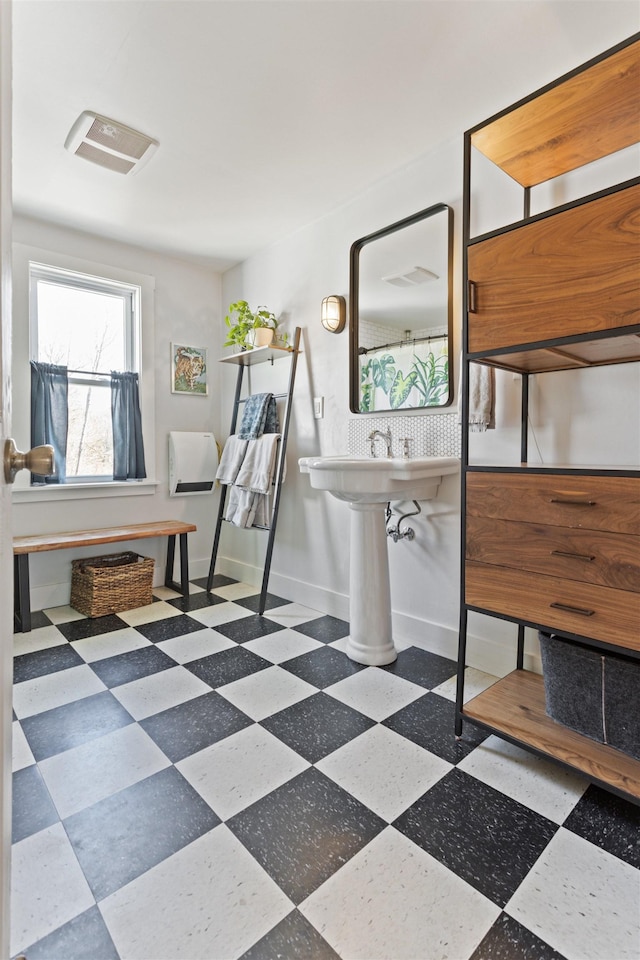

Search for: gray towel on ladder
xmin=238 ymin=393 xmax=279 ymax=439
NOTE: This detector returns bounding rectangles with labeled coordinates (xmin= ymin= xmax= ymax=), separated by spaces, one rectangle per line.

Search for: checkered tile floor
xmin=11 ymin=577 xmax=640 ymax=960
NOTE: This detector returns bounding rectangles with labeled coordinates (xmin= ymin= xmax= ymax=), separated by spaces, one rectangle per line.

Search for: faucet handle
xmin=399 ymin=437 xmax=413 ymax=459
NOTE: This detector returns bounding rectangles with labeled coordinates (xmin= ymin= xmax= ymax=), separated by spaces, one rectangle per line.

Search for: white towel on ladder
xmin=216 ymin=435 xmax=249 ymax=484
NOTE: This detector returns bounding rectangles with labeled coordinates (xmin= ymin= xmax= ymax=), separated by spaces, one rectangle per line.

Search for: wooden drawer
xmin=466 ymin=516 xmax=640 ymax=593
xmin=467 ymin=184 xmax=640 ymax=354
xmin=466 ymin=472 xmax=640 ymax=534
xmin=465 ymin=561 xmax=640 ymax=650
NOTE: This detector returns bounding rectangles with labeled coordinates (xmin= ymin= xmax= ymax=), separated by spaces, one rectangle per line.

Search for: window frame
xmin=12 ymin=244 xmax=157 ymax=502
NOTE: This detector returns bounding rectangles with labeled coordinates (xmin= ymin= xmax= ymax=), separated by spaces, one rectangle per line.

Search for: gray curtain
xmin=111 ymin=371 xmax=146 ymax=480
xmin=30 ymin=361 xmax=68 ymax=484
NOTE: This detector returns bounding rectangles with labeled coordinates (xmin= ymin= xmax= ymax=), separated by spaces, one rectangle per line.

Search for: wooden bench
xmin=13 ymin=520 xmax=197 ymax=633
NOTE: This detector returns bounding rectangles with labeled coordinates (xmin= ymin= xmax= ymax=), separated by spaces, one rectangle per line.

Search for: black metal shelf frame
xmin=206 ymin=327 xmax=301 ymax=614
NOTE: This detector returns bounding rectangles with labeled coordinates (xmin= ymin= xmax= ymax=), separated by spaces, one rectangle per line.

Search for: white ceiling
xmin=11 ymin=1 xmax=640 ymax=271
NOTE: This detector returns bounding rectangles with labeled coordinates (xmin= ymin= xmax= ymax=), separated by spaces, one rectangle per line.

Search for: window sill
xmin=12 ymin=479 xmax=160 ymax=503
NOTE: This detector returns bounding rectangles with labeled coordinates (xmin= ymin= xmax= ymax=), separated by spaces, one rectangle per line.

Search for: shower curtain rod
xmin=358 ymin=331 xmax=447 ymax=356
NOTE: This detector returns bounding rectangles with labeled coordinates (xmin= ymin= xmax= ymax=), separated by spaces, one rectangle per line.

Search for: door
xmin=0 ymin=2 xmax=12 ymax=955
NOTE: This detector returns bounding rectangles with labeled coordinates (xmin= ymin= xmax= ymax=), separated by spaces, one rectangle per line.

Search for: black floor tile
xmin=191 ymin=574 xmax=238 ymax=590
xmin=56 ymin=615 xmax=129 ymax=642
xmin=214 ymin=614 xmax=284 ymax=644
xmin=64 ymin=766 xmax=221 ymax=900
xmin=240 ymin=909 xmax=340 ymax=960
xmin=20 ymin=690 xmax=133 ymax=762
xmin=380 ymin=645 xmax=457 ymax=689
xmin=470 ymin=912 xmax=565 ymax=960
xmin=234 ymin=592 xmax=291 ymax=613
xmin=261 ymin=692 xmax=375 ymax=763
xmin=293 ymin=615 xmax=350 ymax=643
xmin=134 ymin=613 xmax=207 ymax=643
xmin=89 ymin=644 xmax=177 ymax=688
xmin=393 ymin=767 xmax=558 ymax=907
xmin=563 ymin=783 xmax=640 ymax=869
xmin=184 ymin=646 xmax=272 ymax=688
xmin=140 ymin=691 xmax=254 ymax=762
xmin=20 ymin=905 xmax=119 ymax=960
xmin=228 ymin=767 xmax=385 ymax=904
xmin=14 ymin=643 xmax=84 ymax=683
xmin=12 ymin=765 xmax=58 ymax=843
xmin=165 ymin=592 xmax=227 ymax=613
xmin=383 ymin=691 xmax=488 ymax=763
xmin=25 ymin=610 xmax=53 ymax=630
xmin=281 ymin=646 xmax=365 ymax=688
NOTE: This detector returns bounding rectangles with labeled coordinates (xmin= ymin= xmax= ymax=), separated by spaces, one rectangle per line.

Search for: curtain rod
xmin=358 ymin=331 xmax=447 ymax=356
xmin=67 ymin=368 xmax=134 ymax=378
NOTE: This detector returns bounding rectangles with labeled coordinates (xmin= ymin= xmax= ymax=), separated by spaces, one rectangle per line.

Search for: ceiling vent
xmin=382 ymin=267 xmax=439 ymax=287
xmin=64 ymin=112 xmax=158 ymax=175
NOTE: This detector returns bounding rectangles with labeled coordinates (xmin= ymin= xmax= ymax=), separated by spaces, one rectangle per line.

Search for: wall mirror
xmin=349 ymin=203 xmax=453 ymax=413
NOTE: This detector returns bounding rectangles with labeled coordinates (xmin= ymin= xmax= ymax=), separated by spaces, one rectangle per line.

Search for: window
xmin=30 ymin=262 xmax=141 ymax=482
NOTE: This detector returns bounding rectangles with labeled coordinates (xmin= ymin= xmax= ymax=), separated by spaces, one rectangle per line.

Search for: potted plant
xmin=224 ymin=300 xmax=285 ymax=350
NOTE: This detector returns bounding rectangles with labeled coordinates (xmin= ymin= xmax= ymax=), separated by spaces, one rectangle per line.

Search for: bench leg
xmin=165 ymin=533 xmax=190 ymax=596
xmin=14 ymin=554 xmax=31 ymax=633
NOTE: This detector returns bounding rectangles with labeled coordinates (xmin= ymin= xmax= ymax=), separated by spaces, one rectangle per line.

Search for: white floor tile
xmin=243 ymin=628 xmax=323 ymax=663
xmin=187 ymin=601 xmax=253 ymax=628
xmin=155 ymin=628 xmax=235 ymax=663
xmin=265 ymin=603 xmax=325 ymax=627
xmin=118 ymin=601 xmax=185 ymax=626
xmin=13 ymin=664 xmax=106 ymax=720
xmin=316 ymin=725 xmax=451 ymax=822
xmin=42 ymin=605 xmax=85 ymax=625
xmin=325 ymin=666 xmax=425 ymax=721
xmin=300 ymin=827 xmax=499 ymax=960
xmin=217 ymin=664 xmax=316 ymax=721
xmin=12 ymin=721 xmax=35 ymax=772
xmin=100 ymin=825 xmax=293 ymax=960
xmin=10 ymin=822 xmax=94 ymax=957
xmin=177 ymin=725 xmax=309 ymax=821
xmin=211 ymin=581 xmax=261 ymax=601
xmin=457 ymin=735 xmax=587 ymax=823
xmin=152 ymin=584 xmax=204 ymax=599
xmin=70 ymin=627 xmax=152 ymax=663
xmin=110 ymin=665 xmax=211 ymax=721
xmin=432 ymin=667 xmax=499 ymax=703
xmin=507 ymin=827 xmax=640 ymax=960
xmin=13 ymin=625 xmax=67 ymax=656
xmin=39 ymin=723 xmax=170 ymax=819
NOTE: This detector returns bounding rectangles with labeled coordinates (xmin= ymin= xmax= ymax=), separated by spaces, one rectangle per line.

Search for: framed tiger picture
xmin=171 ymin=343 xmax=208 ymax=396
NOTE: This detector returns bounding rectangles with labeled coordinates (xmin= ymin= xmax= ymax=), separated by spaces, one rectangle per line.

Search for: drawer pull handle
xmin=550 ymin=601 xmax=595 ymax=617
xmin=549 ymin=498 xmax=596 ymax=506
xmin=468 ymin=280 xmax=478 ymax=314
xmin=550 ymin=549 xmax=595 ymax=562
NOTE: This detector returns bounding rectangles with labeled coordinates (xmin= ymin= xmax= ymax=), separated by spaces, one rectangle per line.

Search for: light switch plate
xmin=313 ymin=397 xmax=324 ymax=419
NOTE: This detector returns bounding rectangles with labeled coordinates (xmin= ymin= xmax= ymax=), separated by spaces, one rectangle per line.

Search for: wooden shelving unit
xmin=456 ymin=34 xmax=640 ymax=803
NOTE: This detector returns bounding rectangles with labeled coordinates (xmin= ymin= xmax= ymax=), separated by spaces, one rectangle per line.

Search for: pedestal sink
xmin=298 ymin=454 xmax=459 ymax=665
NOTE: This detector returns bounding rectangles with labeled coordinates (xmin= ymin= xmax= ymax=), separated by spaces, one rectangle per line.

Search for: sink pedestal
xmin=346 ymin=502 xmax=396 ymax=665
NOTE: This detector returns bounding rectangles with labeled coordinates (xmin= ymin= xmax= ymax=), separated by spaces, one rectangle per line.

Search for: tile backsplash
xmin=348 ymin=413 xmax=461 ymax=459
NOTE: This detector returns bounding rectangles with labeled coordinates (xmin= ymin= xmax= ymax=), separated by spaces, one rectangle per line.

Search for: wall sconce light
xmin=321 ymin=295 xmax=346 ymax=334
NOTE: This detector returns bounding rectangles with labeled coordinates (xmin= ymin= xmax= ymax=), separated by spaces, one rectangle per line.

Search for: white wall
xmin=12 ymin=215 xmax=223 ymax=610
xmin=218 ymin=134 xmax=640 ymax=677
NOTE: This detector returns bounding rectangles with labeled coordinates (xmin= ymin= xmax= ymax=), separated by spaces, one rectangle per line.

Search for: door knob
xmin=4 ymin=439 xmax=55 ymax=484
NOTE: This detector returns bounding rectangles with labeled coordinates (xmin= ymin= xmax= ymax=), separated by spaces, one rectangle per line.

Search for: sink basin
xmin=298 ymin=454 xmax=459 ymax=503
xmin=298 ymin=453 xmax=459 ymax=666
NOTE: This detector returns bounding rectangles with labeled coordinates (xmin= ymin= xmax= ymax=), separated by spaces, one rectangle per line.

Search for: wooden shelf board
xmin=463 ymin=670 xmax=640 ymax=800
xmin=219 ymin=343 xmax=297 ymax=366
xmin=470 ymin=39 xmax=640 ymax=187
xmin=471 ymin=333 xmax=640 ymax=375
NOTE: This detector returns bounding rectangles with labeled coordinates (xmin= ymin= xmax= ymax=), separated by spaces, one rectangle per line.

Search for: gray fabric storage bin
xmin=539 ymin=632 xmax=640 ymax=761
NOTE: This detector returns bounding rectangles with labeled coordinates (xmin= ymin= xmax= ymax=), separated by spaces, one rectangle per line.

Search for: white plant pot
xmin=245 ymin=328 xmax=274 ymax=348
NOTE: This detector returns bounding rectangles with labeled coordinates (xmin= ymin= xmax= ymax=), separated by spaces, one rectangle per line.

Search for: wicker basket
xmin=70 ymin=551 xmax=154 ymax=618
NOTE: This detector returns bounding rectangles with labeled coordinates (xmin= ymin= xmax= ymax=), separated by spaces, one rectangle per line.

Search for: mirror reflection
xmin=349 ymin=203 xmax=453 ymax=413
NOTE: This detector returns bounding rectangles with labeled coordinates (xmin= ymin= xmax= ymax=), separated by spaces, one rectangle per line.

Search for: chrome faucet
xmin=369 ymin=427 xmax=393 ymax=458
